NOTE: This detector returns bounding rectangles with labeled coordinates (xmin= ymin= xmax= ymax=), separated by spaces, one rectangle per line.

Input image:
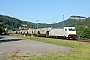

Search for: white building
xmin=68 ymin=16 xmax=86 ymax=20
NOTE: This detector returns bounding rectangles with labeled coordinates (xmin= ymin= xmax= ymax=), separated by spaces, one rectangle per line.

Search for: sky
xmin=0 ymin=0 xmax=90 ymax=24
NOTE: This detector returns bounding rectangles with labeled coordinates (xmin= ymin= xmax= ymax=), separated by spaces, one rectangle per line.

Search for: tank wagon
xmin=8 ymin=30 xmax=16 ymax=34
xmin=30 ymin=29 xmax=40 ymax=36
xmin=37 ymin=28 xmax=51 ymax=37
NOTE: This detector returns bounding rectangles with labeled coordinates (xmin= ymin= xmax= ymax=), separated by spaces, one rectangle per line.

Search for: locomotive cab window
xmin=69 ymin=28 xmax=76 ymax=31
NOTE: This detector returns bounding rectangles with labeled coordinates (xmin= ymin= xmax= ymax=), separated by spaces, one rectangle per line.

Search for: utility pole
xmin=63 ymin=15 xmax=64 ymax=27
xmin=37 ymin=20 xmax=39 ymax=29
xmin=53 ymin=21 xmax=56 ymax=28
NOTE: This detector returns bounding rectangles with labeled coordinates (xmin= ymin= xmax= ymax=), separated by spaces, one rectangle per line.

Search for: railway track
xmin=34 ymin=36 xmax=90 ymax=43
xmin=44 ymin=36 xmax=90 ymax=43
xmin=76 ymin=40 xmax=90 ymax=43
xmin=9 ymin=33 xmax=90 ymax=43
xmin=63 ymin=39 xmax=90 ymax=43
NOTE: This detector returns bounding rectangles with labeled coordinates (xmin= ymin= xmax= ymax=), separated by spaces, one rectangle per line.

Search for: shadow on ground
xmin=0 ymin=39 xmax=22 ymax=43
xmin=0 ymin=36 xmax=5 ymax=39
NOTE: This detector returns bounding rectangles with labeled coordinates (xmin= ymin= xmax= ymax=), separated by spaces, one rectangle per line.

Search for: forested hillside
xmin=0 ymin=14 xmax=79 ymax=31
xmin=1 ymin=14 xmax=89 ymax=39
xmin=73 ymin=17 xmax=90 ymax=39
xmin=0 ymin=14 xmax=35 ymax=30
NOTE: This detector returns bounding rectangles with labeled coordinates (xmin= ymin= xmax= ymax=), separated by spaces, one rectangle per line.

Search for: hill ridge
xmin=0 ymin=14 xmax=79 ymax=30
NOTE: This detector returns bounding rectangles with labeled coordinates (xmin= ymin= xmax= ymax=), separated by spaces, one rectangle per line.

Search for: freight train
xmin=8 ymin=27 xmax=77 ymax=39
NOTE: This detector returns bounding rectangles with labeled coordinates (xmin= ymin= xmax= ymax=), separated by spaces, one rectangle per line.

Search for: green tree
xmin=0 ymin=27 xmax=4 ymax=34
xmin=81 ymin=27 xmax=90 ymax=39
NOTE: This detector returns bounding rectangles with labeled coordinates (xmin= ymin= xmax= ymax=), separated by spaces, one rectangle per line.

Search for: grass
xmin=0 ymin=34 xmax=90 ymax=60
xmin=12 ymin=34 xmax=88 ymax=49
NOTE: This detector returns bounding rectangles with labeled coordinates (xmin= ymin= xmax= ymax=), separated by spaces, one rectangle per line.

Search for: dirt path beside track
xmin=0 ymin=35 xmax=72 ymax=56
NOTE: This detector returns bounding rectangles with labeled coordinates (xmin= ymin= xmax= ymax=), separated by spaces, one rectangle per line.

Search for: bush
xmin=81 ymin=27 xmax=90 ymax=39
xmin=0 ymin=27 xmax=4 ymax=34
